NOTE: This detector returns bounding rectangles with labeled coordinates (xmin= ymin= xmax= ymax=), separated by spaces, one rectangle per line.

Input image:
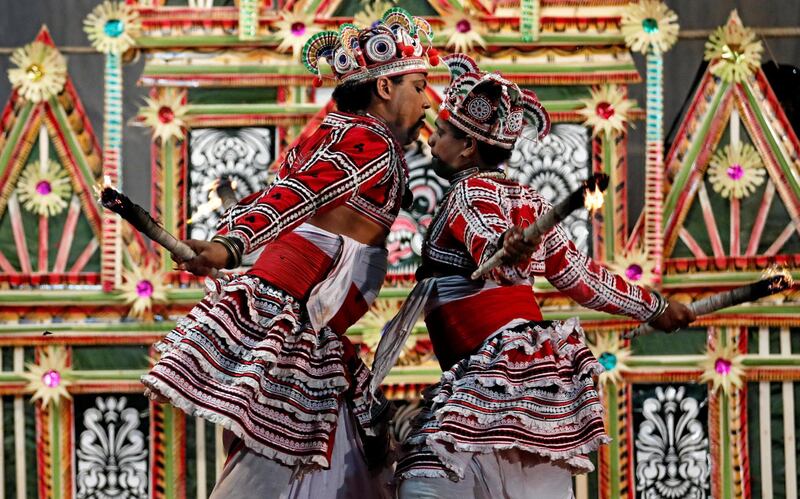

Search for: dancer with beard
xmin=142 ymin=9 xmax=437 ymax=498
xmin=386 ymin=55 xmax=695 ymax=498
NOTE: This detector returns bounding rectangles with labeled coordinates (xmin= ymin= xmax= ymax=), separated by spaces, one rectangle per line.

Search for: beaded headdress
xmin=301 ymin=7 xmax=439 ymax=87
xmin=438 ymin=54 xmax=550 ymax=149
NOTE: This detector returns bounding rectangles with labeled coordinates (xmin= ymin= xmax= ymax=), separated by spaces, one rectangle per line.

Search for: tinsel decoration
xmin=704 ymin=10 xmax=763 ymax=84
xmin=621 ymin=0 xmax=679 ymax=286
xmin=699 ymin=341 xmax=745 ymax=395
xmin=621 ymin=0 xmax=679 ymax=55
xmin=140 ymin=88 xmax=188 ymax=143
xmin=121 ymin=262 xmax=167 ymax=319
xmin=16 ymin=161 xmax=72 ymax=217
xmin=8 ymin=41 xmax=67 ymax=103
xmin=577 ymin=85 xmax=635 ymax=137
xmin=274 ymin=8 xmax=321 ymax=57
xmin=610 ymin=247 xmax=656 ymax=285
xmin=708 ymin=143 xmax=766 ymax=199
xmin=23 ymin=347 xmax=73 ymax=407
xmin=83 ymin=1 xmax=141 ymax=55
xmin=84 ymin=1 xmax=136 ymax=291
xmin=239 ymin=0 xmax=259 ymax=40
xmin=441 ymin=9 xmax=486 ymax=53
xmin=520 ymin=0 xmax=540 ymax=43
xmin=588 ymin=332 xmax=631 ymax=386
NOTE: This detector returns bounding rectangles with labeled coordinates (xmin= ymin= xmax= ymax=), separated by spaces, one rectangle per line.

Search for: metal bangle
xmin=648 ymin=290 xmax=670 ymax=322
xmin=211 ymin=235 xmax=241 ymax=269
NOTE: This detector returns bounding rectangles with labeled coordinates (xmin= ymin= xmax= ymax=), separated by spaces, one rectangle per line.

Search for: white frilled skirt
xmin=210 ymin=405 xmax=393 ymax=499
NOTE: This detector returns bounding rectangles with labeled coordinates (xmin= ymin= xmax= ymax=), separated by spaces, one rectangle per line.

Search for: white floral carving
xmin=76 ymin=396 xmax=148 ymax=499
xmin=507 ymin=124 xmax=591 ymax=253
xmin=635 ymin=386 xmax=710 ymax=499
xmin=188 ymin=128 xmax=275 ymax=240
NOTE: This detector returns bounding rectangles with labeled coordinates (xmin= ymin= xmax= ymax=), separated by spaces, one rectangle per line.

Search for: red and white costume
xmin=368 ymin=55 xmax=668 ymax=498
xmin=142 ymin=110 xmax=406 ymax=494
xmin=143 ymin=7 xmax=441 ymax=494
xmin=394 ymin=171 xmax=666 ymax=487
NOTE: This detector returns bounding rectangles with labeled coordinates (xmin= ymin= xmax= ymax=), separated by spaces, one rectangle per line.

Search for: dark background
xmin=1 ymin=0 xmax=798 ymax=231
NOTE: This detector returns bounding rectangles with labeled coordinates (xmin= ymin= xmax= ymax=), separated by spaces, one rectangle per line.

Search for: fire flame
xmin=188 ymin=190 xmax=222 ymax=224
xmin=584 ymin=186 xmax=605 ymax=211
xmin=188 ymin=178 xmax=238 ymax=224
xmin=208 ymin=178 xmax=238 ymax=192
xmin=93 ymin=175 xmax=114 ymax=200
xmin=762 ymin=265 xmax=794 ymax=291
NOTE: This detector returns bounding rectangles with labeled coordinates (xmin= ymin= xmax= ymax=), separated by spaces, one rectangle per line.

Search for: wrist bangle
xmin=647 ymin=290 xmax=670 ymax=323
xmin=211 ymin=235 xmax=242 ymax=269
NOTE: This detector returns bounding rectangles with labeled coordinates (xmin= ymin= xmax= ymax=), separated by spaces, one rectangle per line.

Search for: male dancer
xmin=388 ymin=55 xmax=695 ymax=498
xmin=142 ymin=9 xmax=436 ymax=498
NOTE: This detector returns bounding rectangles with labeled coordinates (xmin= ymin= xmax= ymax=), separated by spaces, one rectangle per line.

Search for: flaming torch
xmin=97 ymin=179 xmax=220 ymax=277
xmin=623 ymin=267 xmax=794 ymax=339
xmin=471 ymin=172 xmax=609 ymax=280
xmin=215 ymin=177 xmax=238 ymax=211
xmin=186 ymin=177 xmax=239 ymax=224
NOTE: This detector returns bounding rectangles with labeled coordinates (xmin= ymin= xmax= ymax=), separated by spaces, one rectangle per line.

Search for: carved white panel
xmin=188 ymin=127 xmax=274 ymax=240
xmin=507 ymin=123 xmax=591 ymax=253
xmin=76 ymin=396 xmax=148 ymax=499
xmin=635 ymin=386 xmax=711 ymax=499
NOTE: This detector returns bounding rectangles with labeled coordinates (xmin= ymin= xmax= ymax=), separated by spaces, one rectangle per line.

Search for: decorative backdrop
xmin=0 ymin=2 xmax=798 ymax=499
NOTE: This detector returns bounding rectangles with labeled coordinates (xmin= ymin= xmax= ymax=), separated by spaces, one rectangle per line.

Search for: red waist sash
xmin=247 ymin=232 xmax=335 ymax=301
xmin=426 ymin=285 xmax=543 ymax=369
xmin=247 ymin=232 xmax=362 ymax=363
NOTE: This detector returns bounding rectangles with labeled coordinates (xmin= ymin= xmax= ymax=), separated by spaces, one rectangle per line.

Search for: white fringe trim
xmin=431 ymin=400 xmax=606 ymax=433
xmin=463 ymin=362 xmax=605 ymax=396
xmin=426 ymin=431 xmax=610 ymax=479
xmin=394 ymin=467 xmax=455 ymax=482
xmin=141 ymin=374 xmax=333 ymax=471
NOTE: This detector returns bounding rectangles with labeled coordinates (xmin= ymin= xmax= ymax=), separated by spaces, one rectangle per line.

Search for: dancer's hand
xmin=501 ymin=226 xmax=539 ymax=265
xmin=649 ymin=299 xmax=696 ymax=333
xmin=173 ymin=240 xmax=229 ymax=276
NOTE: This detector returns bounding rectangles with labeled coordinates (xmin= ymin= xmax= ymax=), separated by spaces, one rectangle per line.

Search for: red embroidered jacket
xmin=422 ymin=172 xmax=666 ymax=322
xmin=217 ymin=112 xmax=408 ymax=254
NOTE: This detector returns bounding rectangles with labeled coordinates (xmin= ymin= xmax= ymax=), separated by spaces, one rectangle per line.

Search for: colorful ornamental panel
xmin=0 ymin=5 xmax=798 ymax=499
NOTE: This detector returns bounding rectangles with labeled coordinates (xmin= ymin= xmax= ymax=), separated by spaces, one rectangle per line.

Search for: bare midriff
xmin=307 ymin=205 xmax=389 ymax=247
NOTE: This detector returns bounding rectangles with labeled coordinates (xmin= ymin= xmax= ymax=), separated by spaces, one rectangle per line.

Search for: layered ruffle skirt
xmin=142 ymin=275 xmax=380 ymax=470
xmin=396 ymin=317 xmax=609 ymax=482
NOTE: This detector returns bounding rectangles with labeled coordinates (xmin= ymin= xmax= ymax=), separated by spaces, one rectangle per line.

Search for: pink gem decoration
xmin=456 ymin=19 xmax=471 ymax=33
xmin=157 ymin=106 xmax=174 ymax=124
xmin=625 ymin=264 xmax=643 ymax=281
xmin=42 ymin=370 xmax=61 ymax=388
xmin=290 ymin=22 xmax=306 ymax=36
xmin=595 ymin=102 xmax=615 ymax=120
xmin=727 ymin=163 xmax=744 ymax=180
xmin=136 ymin=280 xmax=154 ymax=298
xmin=714 ymin=358 xmax=732 ymax=375
xmin=35 ymin=180 xmax=52 ymax=196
